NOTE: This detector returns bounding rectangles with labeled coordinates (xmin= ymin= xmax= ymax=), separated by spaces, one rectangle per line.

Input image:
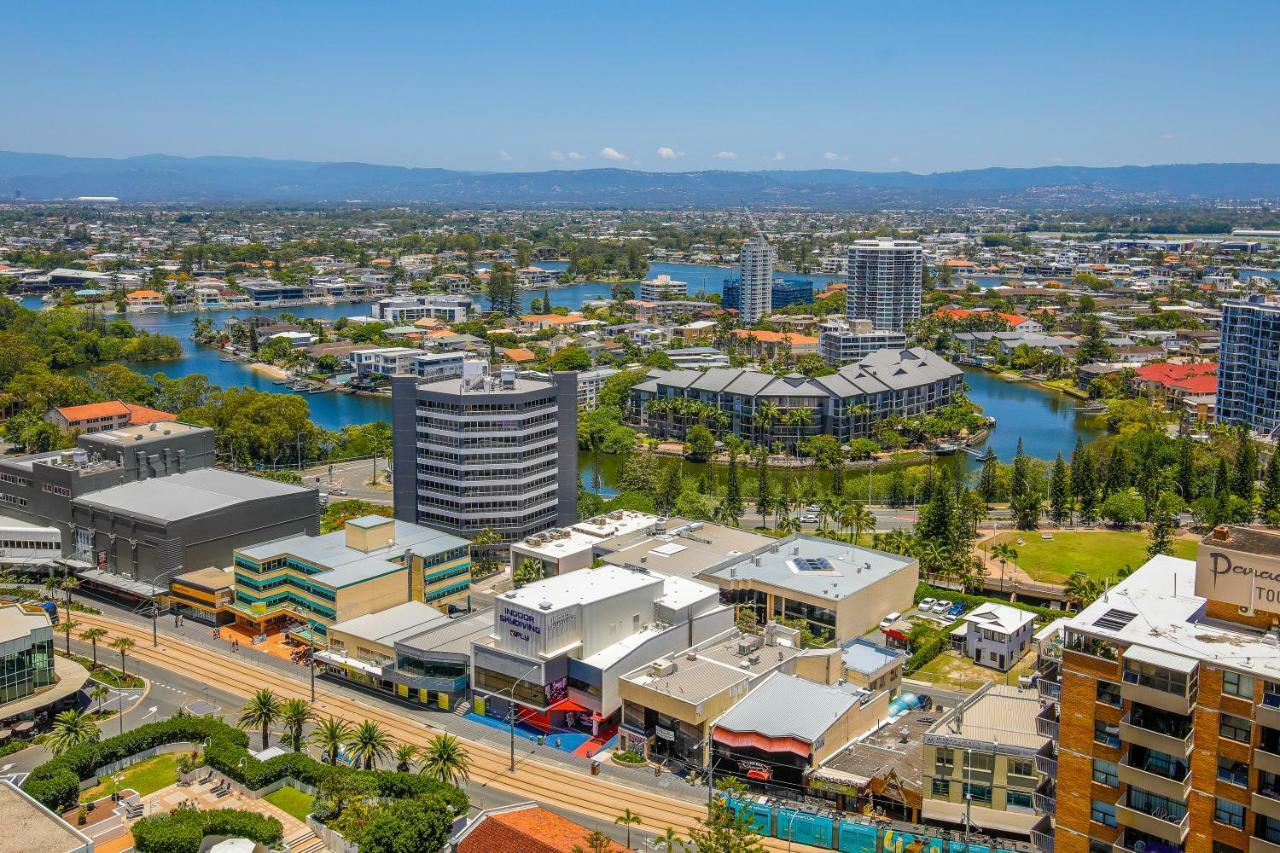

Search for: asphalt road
xmin=301 ymin=457 xmax=393 ymax=505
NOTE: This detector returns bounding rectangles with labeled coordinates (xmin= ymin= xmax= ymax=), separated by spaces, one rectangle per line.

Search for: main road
xmin=69 ymin=611 xmax=823 ymax=852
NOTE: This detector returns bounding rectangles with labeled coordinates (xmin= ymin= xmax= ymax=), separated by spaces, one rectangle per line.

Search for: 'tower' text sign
xmin=1196 ymin=545 xmax=1280 ymax=611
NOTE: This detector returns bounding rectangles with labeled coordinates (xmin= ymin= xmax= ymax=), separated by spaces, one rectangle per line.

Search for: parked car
xmin=940 ymin=614 xmax=958 ymax=625
xmin=918 ymin=597 xmax=937 ymax=612
xmin=947 ymin=602 xmax=966 ymax=616
xmin=932 ymin=599 xmax=952 ymax=614
xmin=880 ymin=611 xmax=902 ymax=629
xmin=799 ymin=513 xmax=819 ymax=524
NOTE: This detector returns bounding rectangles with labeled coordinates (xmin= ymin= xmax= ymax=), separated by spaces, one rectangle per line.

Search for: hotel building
xmin=1048 ymin=525 xmax=1280 ymax=853
xmin=738 ymin=235 xmax=775 ymax=324
xmin=847 ymin=239 xmax=923 ymax=333
xmin=1218 ymin=296 xmax=1280 ymax=434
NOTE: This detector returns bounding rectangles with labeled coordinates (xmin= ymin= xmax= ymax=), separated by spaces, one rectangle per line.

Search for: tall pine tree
xmin=1049 ymin=453 xmax=1071 ymax=524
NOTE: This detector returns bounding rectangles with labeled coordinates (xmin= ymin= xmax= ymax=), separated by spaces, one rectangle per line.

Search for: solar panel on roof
xmin=792 ymin=557 xmax=834 ymax=572
xmin=1093 ymin=608 xmax=1137 ymax=630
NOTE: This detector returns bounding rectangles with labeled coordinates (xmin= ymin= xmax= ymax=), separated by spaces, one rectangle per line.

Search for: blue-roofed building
xmin=230 ymin=514 xmax=471 ymax=638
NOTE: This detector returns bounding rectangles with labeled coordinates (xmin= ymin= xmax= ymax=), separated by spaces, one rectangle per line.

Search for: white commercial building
xmin=351 ymin=347 xmax=422 ymax=378
xmin=818 ymin=317 xmax=907 ymax=365
xmin=847 ymin=239 xmax=923 ymax=333
xmin=412 ymin=351 xmax=482 ymax=382
xmin=575 ymin=367 xmax=620 ymax=411
xmin=470 ymin=564 xmax=732 ymax=735
xmin=510 ymin=510 xmax=661 ymax=577
xmin=738 ymin=236 xmax=774 ymax=324
xmin=372 ymin=295 xmax=472 ymax=325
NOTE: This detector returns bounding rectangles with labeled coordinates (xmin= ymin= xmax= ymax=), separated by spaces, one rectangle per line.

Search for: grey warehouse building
xmin=391 ymin=364 xmax=578 ymax=549
xmin=0 ymin=421 xmax=317 ymax=596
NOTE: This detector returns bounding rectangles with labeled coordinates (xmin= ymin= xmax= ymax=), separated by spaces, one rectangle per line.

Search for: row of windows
xmin=40 ymin=483 xmax=70 ymax=496
xmin=416 ymin=461 xmax=557 ymax=482
xmin=416 ymin=399 xmax=556 ymax=415
xmin=415 ymin=413 xmax=557 ymax=432
xmin=418 ymin=547 xmax=470 ymax=568
xmin=424 ymin=580 xmax=471 ymax=602
xmin=419 ymin=493 xmax=556 ymax=514
xmin=234 ymin=572 xmax=336 ymax=602
xmin=0 ymin=539 xmax=59 ymax=552
xmin=0 ymin=493 xmax=28 ymax=508
xmin=417 ymin=428 xmax=559 ymax=449
xmin=0 ymin=473 xmax=31 ymax=487
xmin=418 ymin=475 xmax=558 ymax=499
xmin=235 ymin=588 xmax=336 ymax=619
xmin=417 ymin=448 xmax=557 ymax=467
xmin=422 ymin=563 xmax=470 ymax=585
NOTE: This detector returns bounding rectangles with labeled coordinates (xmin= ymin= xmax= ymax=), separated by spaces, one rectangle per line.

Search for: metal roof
xmin=714 ymin=671 xmax=868 ymax=744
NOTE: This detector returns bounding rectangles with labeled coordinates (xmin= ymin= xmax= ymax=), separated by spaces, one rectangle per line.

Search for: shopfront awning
xmin=77 ymin=568 xmax=166 ymax=598
xmin=921 ymin=798 xmax=1039 ymax=835
xmin=548 ymin=698 xmax=590 ymax=713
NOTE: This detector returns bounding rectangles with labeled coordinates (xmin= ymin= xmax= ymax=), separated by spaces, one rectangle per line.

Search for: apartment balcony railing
xmin=1036 ymin=704 xmax=1060 ymax=740
xmin=1036 ymin=746 xmax=1058 ymax=778
xmin=1030 ymin=816 xmax=1054 ymax=853
xmin=1120 ymin=668 xmax=1196 ymax=716
xmin=1259 ymin=692 xmax=1280 ymax=731
xmin=1119 ymin=709 xmax=1193 ymax=758
xmin=1255 ymin=786 xmax=1280 ymax=822
xmin=1114 ymin=801 xmax=1190 ymax=846
xmin=1119 ymin=758 xmax=1191 ymax=803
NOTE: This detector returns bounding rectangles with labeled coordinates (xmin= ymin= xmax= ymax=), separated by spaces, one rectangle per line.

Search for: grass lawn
xmin=79 ymin=754 xmax=179 ymax=802
xmin=913 ymin=649 xmax=1037 ymax=691
xmin=988 ymin=531 xmax=1197 ymax=584
xmin=264 ymin=785 xmax=315 ymax=822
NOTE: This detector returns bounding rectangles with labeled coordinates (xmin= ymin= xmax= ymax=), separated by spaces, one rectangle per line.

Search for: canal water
xmin=23 ymin=264 xmax=1102 ymax=490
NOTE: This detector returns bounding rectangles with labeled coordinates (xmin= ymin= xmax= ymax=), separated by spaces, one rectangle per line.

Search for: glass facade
xmin=0 ymin=633 xmax=54 ymax=704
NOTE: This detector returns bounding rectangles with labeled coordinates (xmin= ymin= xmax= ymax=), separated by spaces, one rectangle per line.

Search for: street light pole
xmin=507 ymin=663 xmax=541 ymax=773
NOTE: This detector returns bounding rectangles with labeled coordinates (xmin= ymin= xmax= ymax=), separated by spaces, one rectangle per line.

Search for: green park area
xmin=79 ymin=753 xmax=179 ymax=802
xmin=988 ymin=530 xmax=1197 ymax=584
xmin=263 ymin=785 xmax=315 ymax=822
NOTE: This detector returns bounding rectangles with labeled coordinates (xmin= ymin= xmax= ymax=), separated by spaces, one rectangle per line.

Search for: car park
xmin=918 ymin=597 xmax=937 ymax=611
xmin=947 ymin=602 xmax=966 ymax=616
xmin=932 ymin=599 xmax=952 ymax=614
xmin=880 ymin=611 xmax=902 ymax=629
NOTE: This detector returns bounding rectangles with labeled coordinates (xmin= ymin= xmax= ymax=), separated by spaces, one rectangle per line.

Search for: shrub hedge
xmin=914 ymin=582 xmax=1059 ymax=621
xmin=132 ymin=808 xmax=282 ymax=853
xmin=23 ymin=716 xmax=468 ymax=817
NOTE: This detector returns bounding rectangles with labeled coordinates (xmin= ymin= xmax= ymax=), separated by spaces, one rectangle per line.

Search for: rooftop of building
xmin=0 ymin=604 xmax=49 ymax=644
xmin=1065 ymin=547 xmax=1280 ymax=682
xmin=963 ymin=602 xmax=1037 ymax=635
xmin=595 ymin=519 xmax=774 ymax=580
xmin=73 ymin=468 xmax=311 ymax=523
xmin=78 ymin=420 xmax=207 ymax=447
xmin=238 ymin=518 xmax=467 ymax=589
xmin=415 ymin=371 xmax=551 ymax=394
xmin=454 ymin=801 xmax=627 ymax=853
xmin=0 ymin=780 xmax=91 ymax=853
xmin=622 ymin=627 xmax=802 ymax=705
xmin=703 ymin=534 xmax=916 ymax=602
xmin=52 ymin=400 xmax=176 ymax=425
xmin=171 ymin=566 xmax=234 ymax=593
xmin=925 ymin=683 xmax=1044 ymax=753
xmin=814 ymin=706 xmax=936 ymax=789
xmin=841 ymin=638 xmax=906 ymax=676
xmin=714 ymin=671 xmax=871 ymax=744
xmin=395 ymin=608 xmax=495 ymax=658
xmin=495 ymin=564 xmax=663 ymax=614
xmin=327 ymin=601 xmax=449 ymax=646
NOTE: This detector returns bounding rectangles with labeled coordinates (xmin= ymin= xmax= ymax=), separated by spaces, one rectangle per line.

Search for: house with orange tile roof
xmin=730 ymin=328 xmax=819 ymax=360
xmin=123 ymin=289 xmax=164 ymax=311
xmin=1132 ymin=361 xmax=1217 ymax=408
xmin=501 ymin=347 xmax=538 ymax=364
xmin=932 ymin=308 xmax=1042 ymax=332
xmin=517 ymin=313 xmax=587 ymax=332
xmin=46 ymin=401 xmax=176 ymax=434
xmin=454 ymin=802 xmax=628 ymax=852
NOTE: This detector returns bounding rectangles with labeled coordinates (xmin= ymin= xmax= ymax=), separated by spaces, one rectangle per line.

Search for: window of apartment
xmin=1093 ymin=759 xmax=1119 ymax=787
xmin=963 ymin=783 xmax=992 ymax=806
xmin=1089 ymin=841 xmax=1112 ymax=853
xmin=965 ymin=751 xmax=994 ymax=772
xmin=931 ymin=778 xmax=950 ymax=797
xmin=1096 ymin=679 xmax=1123 ymax=707
xmin=1093 ymin=719 xmax=1121 ymax=748
xmin=1090 ymin=800 xmax=1116 ymax=828
xmin=1006 ymin=790 xmax=1033 ymax=810
xmin=1008 ymin=758 xmax=1034 ymax=779
xmin=1214 ymin=797 xmax=1245 ymax=829
xmin=935 ymin=748 xmax=955 ymax=771
xmin=1220 ymin=713 xmax=1252 ymax=743
xmin=1223 ymin=670 xmax=1255 ymax=699
xmin=1213 ymin=843 xmax=1244 ymax=853
xmin=1218 ymin=756 xmax=1249 ymax=786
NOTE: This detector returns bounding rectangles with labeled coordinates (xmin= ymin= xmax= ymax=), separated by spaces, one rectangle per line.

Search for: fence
xmin=79 ymin=742 xmax=199 ymax=792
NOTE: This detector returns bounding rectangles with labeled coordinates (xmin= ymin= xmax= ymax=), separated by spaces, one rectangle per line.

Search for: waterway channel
xmin=24 ymin=263 xmax=1103 ymax=494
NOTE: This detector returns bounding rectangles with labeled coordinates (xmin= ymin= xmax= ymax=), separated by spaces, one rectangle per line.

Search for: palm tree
xmin=310 ymin=716 xmax=352 ymax=765
xmin=47 ymin=709 xmax=99 ymax=755
xmin=347 ymin=720 xmax=392 ymax=770
xmin=56 ymin=618 xmax=80 ymax=656
xmin=90 ymin=683 xmax=110 ymax=713
xmin=237 ymin=688 xmax=283 ymax=752
xmin=280 ymin=698 xmax=313 ymax=752
xmin=394 ymin=743 xmax=418 ymax=773
xmin=80 ymin=627 xmax=108 ymax=669
xmin=1064 ymin=571 xmax=1100 ymax=611
xmin=60 ymin=576 xmax=80 ymax=624
xmin=657 ymin=826 xmax=685 ymax=852
xmin=109 ymin=636 xmax=135 ymax=678
xmin=991 ymin=542 xmax=1018 ymax=591
xmin=420 ymin=733 xmax=470 ymax=785
xmin=615 ymin=808 xmax=643 ymax=849
xmin=848 ymin=501 xmax=875 ymax=545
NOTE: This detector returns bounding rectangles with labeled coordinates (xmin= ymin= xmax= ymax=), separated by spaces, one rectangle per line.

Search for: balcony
xmin=1252 ymin=791 xmax=1280 ymax=827
xmin=1119 ymin=707 xmax=1193 ymax=757
xmin=1119 ymin=758 xmax=1190 ymax=803
xmin=1036 ymin=744 xmax=1058 ymax=778
xmin=1114 ymin=802 xmax=1189 ymax=846
xmin=1033 ymin=779 xmax=1056 ymax=815
xmin=1252 ymin=837 xmax=1280 ymax=853
xmin=1120 ymin=668 xmax=1195 ymax=716
xmin=1258 ymin=745 xmax=1280 ymax=777
xmin=1036 ymin=704 xmax=1060 ymax=740
xmin=1259 ymin=692 xmax=1280 ymax=731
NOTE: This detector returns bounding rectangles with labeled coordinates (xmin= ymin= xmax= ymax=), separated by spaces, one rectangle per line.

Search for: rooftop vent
xmin=538 ymin=600 xmax=553 ymax=610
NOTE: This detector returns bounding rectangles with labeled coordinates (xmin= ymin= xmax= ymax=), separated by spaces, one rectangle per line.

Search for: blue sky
xmin=4 ymin=1 xmax=1277 ymax=173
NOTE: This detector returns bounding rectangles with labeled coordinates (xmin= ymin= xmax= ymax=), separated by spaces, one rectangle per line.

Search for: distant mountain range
xmin=2 ymin=151 xmax=1279 ymax=208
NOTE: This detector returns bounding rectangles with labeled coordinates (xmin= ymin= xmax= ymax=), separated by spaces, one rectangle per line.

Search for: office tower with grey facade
xmin=846 ymin=239 xmax=923 ymax=333
xmin=738 ymin=235 xmax=774 ymax=324
xmin=392 ymin=364 xmax=578 ymax=549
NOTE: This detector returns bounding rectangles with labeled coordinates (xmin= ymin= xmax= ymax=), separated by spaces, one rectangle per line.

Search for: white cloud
xmin=600 ymin=146 xmax=628 ymax=161
xmin=823 ymin=151 xmax=843 ymax=162
xmin=499 ymin=150 xmax=513 ymax=162
xmin=567 ymin=151 xmax=585 ymax=161
xmin=657 ymin=146 xmax=686 ymax=160
xmin=549 ymin=150 xmax=565 ymax=161
xmin=773 ymin=151 xmax=786 ymax=161
xmin=713 ymin=151 xmax=738 ymax=160
xmin=889 ymin=156 xmax=902 ymax=164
